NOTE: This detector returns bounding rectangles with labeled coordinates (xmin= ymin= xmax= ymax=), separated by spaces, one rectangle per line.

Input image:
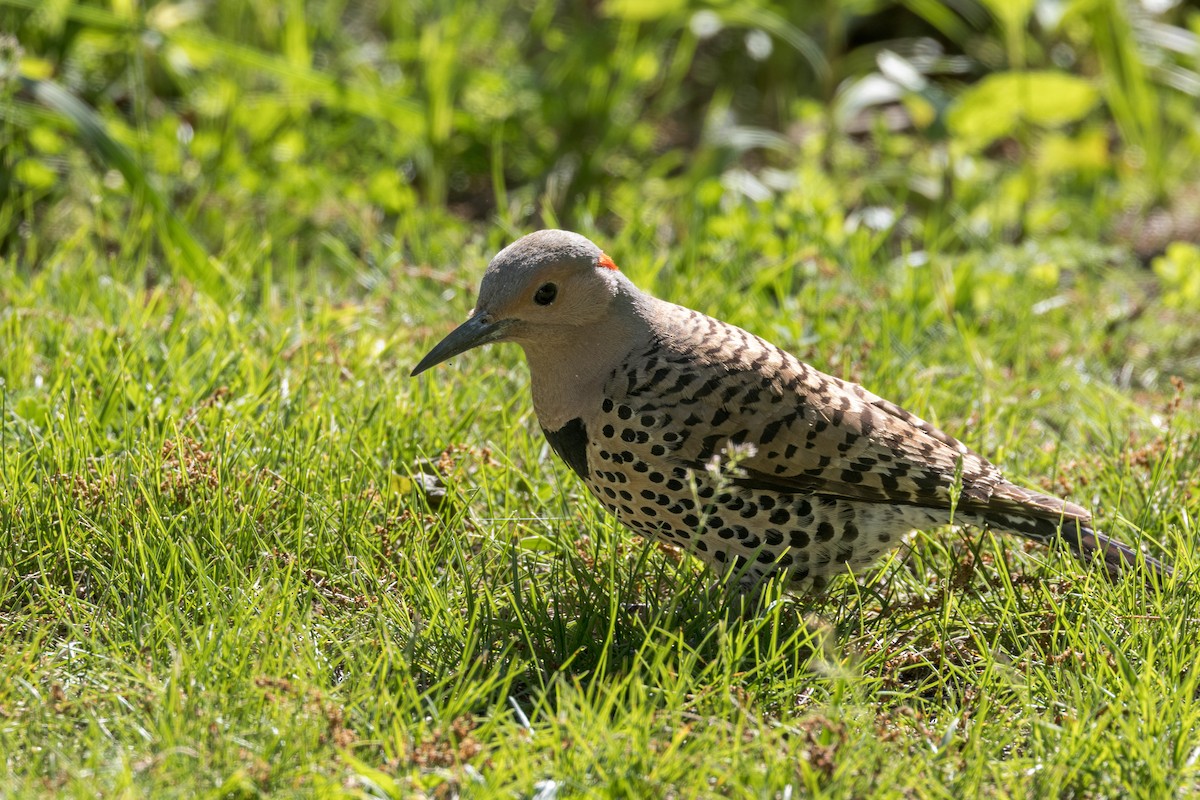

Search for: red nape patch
xmin=598 ymin=252 xmax=619 ymax=271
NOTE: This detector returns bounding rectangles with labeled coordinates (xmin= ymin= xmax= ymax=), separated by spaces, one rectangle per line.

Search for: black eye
xmin=533 ymin=283 xmax=557 ymax=306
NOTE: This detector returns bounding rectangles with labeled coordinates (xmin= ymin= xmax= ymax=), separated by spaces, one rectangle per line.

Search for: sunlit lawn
xmin=4 ymin=0 xmax=1200 ymax=796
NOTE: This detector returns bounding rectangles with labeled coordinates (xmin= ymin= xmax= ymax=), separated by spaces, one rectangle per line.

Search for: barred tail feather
xmin=982 ymin=510 xmax=1172 ymax=583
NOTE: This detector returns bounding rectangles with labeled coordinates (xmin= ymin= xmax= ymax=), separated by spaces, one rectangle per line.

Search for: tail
xmin=981 ymin=507 xmax=1173 ymax=584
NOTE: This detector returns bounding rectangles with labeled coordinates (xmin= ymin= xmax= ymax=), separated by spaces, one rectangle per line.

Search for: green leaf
xmin=341 ymin=752 xmax=403 ymax=798
xmin=948 ymin=71 xmax=1100 ymax=150
xmin=978 ymin=0 xmax=1035 ymax=36
xmin=602 ymin=0 xmax=687 ymax=21
xmin=1152 ymin=242 xmax=1200 ymax=309
xmin=13 ymin=158 xmax=57 ymax=189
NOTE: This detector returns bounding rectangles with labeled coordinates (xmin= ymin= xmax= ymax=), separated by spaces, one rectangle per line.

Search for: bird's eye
xmin=533 ymin=283 xmax=557 ymax=306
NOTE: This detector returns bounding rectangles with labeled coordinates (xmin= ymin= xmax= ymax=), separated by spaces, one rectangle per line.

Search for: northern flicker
xmin=411 ymin=230 xmax=1169 ymax=591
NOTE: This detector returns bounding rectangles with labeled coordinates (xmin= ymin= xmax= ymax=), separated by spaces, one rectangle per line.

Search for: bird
xmin=411 ymin=229 xmax=1170 ymax=593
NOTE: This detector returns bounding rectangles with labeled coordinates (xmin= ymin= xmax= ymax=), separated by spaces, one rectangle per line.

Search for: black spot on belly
xmin=543 ymin=418 xmax=590 ymax=480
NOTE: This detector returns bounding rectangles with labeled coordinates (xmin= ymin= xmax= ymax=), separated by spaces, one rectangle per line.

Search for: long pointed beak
xmin=410 ymin=313 xmax=512 ymax=377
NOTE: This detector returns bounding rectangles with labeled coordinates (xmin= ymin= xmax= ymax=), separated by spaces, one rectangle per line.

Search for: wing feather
xmin=626 ymin=308 xmax=1085 ymax=525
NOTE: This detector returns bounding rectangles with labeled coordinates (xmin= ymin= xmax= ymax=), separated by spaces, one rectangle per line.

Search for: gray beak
xmin=410 ymin=313 xmax=512 ymax=377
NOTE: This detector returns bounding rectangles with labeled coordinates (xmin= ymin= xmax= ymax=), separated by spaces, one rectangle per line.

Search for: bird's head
xmin=410 ymin=229 xmax=625 ymax=376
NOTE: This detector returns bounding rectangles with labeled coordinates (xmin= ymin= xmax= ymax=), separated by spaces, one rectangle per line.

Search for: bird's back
xmin=627 ymin=301 xmax=1089 ymax=520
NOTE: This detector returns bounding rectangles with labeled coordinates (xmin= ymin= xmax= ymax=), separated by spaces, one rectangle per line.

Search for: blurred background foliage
xmin=2 ymin=0 xmax=1200 ymax=299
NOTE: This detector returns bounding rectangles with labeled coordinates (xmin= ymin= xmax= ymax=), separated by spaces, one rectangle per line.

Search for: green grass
xmin=3 ymin=0 xmax=1200 ymax=797
xmin=2 ymin=222 xmax=1197 ymax=797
